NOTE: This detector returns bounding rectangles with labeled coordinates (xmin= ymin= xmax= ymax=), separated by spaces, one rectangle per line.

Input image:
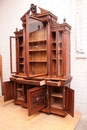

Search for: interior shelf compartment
xmin=51 ymin=97 xmax=63 ymax=109
xmin=29 ymin=62 xmax=47 ymax=75
xmin=17 ymin=91 xmax=24 ymax=101
xmin=17 ymin=96 xmax=24 ymax=101
xmin=19 ymin=47 xmax=23 ymax=57
xmin=19 ymin=36 xmax=23 ymax=45
xmin=29 ymin=51 xmax=47 ymax=61
xmin=52 ymin=60 xmax=56 ymax=75
xmin=51 ymin=84 xmax=63 ymax=109
xmin=51 ymin=86 xmax=63 ymax=93
xmin=51 ymin=31 xmax=56 ymax=42
xmin=29 ymin=40 xmax=47 ymax=50
xmin=52 ymin=42 xmax=56 ymax=49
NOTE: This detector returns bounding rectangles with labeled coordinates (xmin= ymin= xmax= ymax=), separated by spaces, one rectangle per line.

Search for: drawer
xmin=46 ymin=81 xmax=61 ymax=87
xmin=16 ymin=78 xmax=46 ymax=86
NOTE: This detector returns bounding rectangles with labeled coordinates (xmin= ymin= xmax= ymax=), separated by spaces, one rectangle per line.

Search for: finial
xmin=63 ymin=18 xmax=66 ymax=23
xmin=16 ymin=28 xmax=18 ymax=32
xmin=30 ymin=3 xmax=37 ymax=16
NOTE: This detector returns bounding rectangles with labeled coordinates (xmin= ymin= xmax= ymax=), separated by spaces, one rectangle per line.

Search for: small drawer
xmin=46 ymin=81 xmax=61 ymax=87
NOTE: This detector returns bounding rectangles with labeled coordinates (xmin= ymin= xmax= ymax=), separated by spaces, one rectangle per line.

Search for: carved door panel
xmin=65 ymin=87 xmax=74 ymax=117
xmin=27 ymin=86 xmax=46 ymax=116
xmin=3 ymin=81 xmax=14 ymax=101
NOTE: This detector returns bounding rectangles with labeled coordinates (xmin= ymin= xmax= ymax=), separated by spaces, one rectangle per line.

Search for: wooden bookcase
xmin=3 ymin=4 xmax=74 ymax=117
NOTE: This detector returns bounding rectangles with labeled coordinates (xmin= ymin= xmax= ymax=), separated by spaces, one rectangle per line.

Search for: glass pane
xmin=58 ymin=32 xmax=63 ymax=76
xmin=29 ymin=17 xmax=47 ymax=41
xmin=11 ymin=38 xmax=16 ymax=73
xmin=28 ymin=17 xmax=47 ymax=76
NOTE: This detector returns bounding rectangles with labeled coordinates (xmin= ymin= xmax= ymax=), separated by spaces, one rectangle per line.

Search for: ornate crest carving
xmin=30 ymin=4 xmax=37 ymax=16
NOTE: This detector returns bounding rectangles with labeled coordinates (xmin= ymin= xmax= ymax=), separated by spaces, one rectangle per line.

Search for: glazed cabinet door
xmin=10 ymin=36 xmax=17 ymax=74
xmin=3 ymin=81 xmax=14 ymax=101
xmin=51 ymin=30 xmax=63 ymax=77
xmin=27 ymin=86 xmax=46 ymax=116
xmin=65 ymin=87 xmax=74 ymax=117
xmin=10 ymin=33 xmax=25 ymax=76
xmin=26 ymin=15 xmax=48 ymax=78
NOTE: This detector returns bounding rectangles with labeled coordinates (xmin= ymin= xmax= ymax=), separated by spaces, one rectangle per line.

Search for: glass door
xmin=58 ymin=31 xmax=63 ymax=76
xmin=51 ymin=30 xmax=63 ymax=77
xmin=10 ymin=36 xmax=17 ymax=74
xmin=26 ymin=15 xmax=48 ymax=77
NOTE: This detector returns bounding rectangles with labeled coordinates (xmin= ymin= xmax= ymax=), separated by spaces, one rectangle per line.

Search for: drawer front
xmin=16 ymin=78 xmax=46 ymax=86
xmin=46 ymin=81 xmax=61 ymax=87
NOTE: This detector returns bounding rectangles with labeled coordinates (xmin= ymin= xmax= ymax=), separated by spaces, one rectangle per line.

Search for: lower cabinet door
xmin=65 ymin=87 xmax=74 ymax=117
xmin=27 ymin=86 xmax=46 ymax=116
xmin=3 ymin=81 xmax=14 ymax=101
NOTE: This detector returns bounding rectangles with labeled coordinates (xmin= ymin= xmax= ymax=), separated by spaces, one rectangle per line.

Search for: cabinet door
xmin=26 ymin=15 xmax=48 ymax=78
xmin=51 ymin=31 xmax=63 ymax=77
xmin=3 ymin=81 xmax=14 ymax=101
xmin=65 ymin=87 xmax=74 ymax=117
xmin=27 ymin=86 xmax=46 ymax=116
xmin=10 ymin=36 xmax=17 ymax=74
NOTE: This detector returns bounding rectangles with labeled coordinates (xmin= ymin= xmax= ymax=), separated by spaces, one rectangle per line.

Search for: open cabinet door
xmin=27 ymin=86 xmax=46 ymax=116
xmin=65 ymin=87 xmax=74 ymax=117
xmin=3 ymin=81 xmax=14 ymax=102
xmin=10 ymin=36 xmax=17 ymax=74
xmin=26 ymin=15 xmax=48 ymax=78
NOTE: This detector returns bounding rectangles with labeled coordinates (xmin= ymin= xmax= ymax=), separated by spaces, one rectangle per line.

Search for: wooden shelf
xmin=29 ymin=49 xmax=47 ymax=52
xmin=17 ymin=88 xmax=22 ymax=91
xmin=52 ymin=49 xmax=56 ymax=51
xmin=29 ymin=39 xmax=46 ymax=43
xmin=52 ymin=58 xmax=56 ymax=60
xmin=19 ymin=45 xmax=24 ymax=47
xmin=19 ymin=63 xmax=24 ymax=65
xmin=17 ymin=97 xmax=24 ymax=101
xmin=51 ymin=93 xmax=63 ymax=98
xmin=51 ymin=101 xmax=63 ymax=109
xmin=58 ymin=49 xmax=62 ymax=51
xmin=14 ymin=99 xmax=24 ymax=105
xmin=19 ymin=57 xmax=24 ymax=58
xmin=52 ymin=41 xmax=56 ymax=43
xmin=58 ymin=58 xmax=62 ymax=60
xmin=29 ymin=60 xmax=47 ymax=62
xmin=58 ymin=41 xmax=62 ymax=43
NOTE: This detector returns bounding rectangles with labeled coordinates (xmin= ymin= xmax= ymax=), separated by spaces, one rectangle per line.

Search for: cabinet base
xmin=13 ymin=100 xmax=28 ymax=108
xmin=41 ymin=107 xmax=68 ymax=117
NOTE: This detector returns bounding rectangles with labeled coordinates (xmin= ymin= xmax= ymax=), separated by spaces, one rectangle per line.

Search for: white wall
xmin=0 ymin=0 xmax=87 ymax=114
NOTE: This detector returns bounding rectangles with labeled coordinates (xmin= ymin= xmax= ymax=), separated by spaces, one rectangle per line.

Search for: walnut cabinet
xmin=3 ymin=4 xmax=74 ymax=117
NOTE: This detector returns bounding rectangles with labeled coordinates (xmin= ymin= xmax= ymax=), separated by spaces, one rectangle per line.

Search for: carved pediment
xmin=20 ymin=3 xmax=57 ymax=22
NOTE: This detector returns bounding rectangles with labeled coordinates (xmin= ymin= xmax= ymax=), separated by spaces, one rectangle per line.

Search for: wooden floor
xmin=0 ymin=96 xmax=82 ymax=130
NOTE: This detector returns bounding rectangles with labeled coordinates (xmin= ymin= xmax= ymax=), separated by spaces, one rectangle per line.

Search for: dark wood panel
xmin=3 ymin=81 xmax=14 ymax=101
xmin=65 ymin=87 xmax=74 ymax=117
